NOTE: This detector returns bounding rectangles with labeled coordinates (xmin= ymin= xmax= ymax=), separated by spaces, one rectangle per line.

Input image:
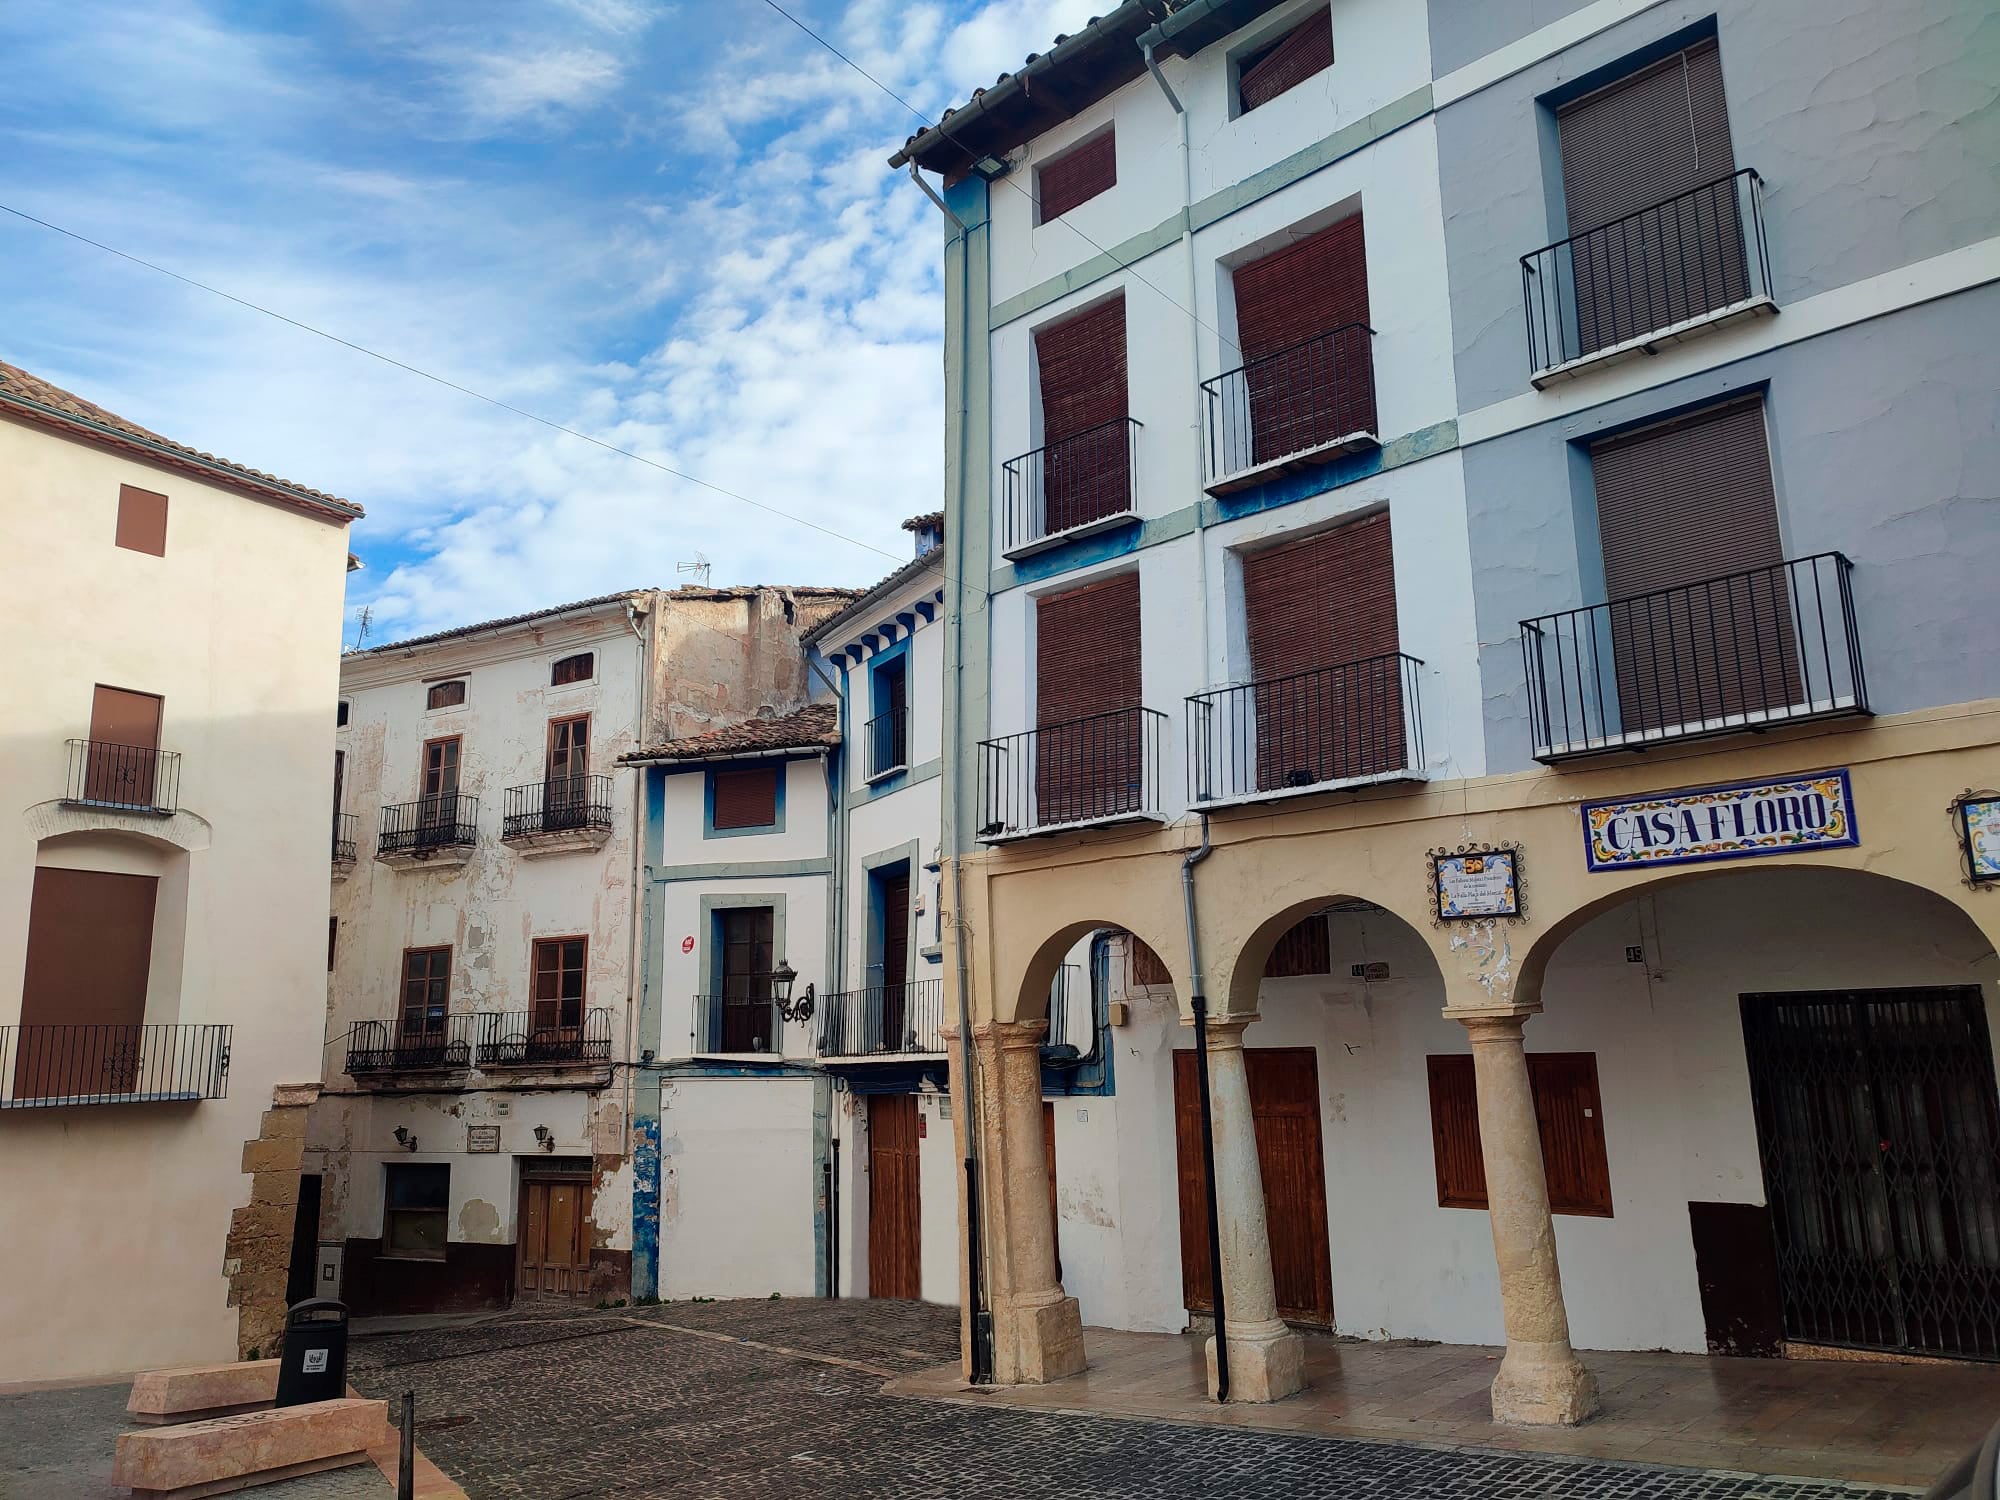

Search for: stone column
xmin=1200 ymin=1016 xmax=1304 ymax=1402
xmin=974 ymin=1018 xmax=1084 ymax=1384
xmin=1458 ymin=1012 xmax=1598 ymax=1425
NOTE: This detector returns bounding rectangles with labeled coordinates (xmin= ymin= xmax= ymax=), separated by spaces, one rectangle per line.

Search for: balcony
xmin=978 ymin=706 xmax=1168 ymax=843
xmin=1522 ymin=553 xmax=1868 ymax=763
xmin=692 ymin=988 xmax=789 ymax=1056
xmin=1523 ymin=168 xmax=1773 ymax=387
xmin=1001 ymin=417 xmax=1142 ymax=559
xmin=475 ymin=1009 xmax=612 ymax=1069
xmin=62 ymin=739 xmax=181 ymax=816
xmin=500 ymin=775 xmax=613 ymax=857
xmin=865 ymin=707 xmax=909 ymax=783
xmin=0 ymin=1023 xmax=230 ymax=1108
xmin=1202 ymin=322 xmax=1378 ymax=495
xmin=345 ymin=1015 xmax=475 ymax=1076
xmin=1187 ymin=654 xmax=1426 ymax=809
xmin=818 ymin=979 xmax=945 ymax=1059
xmin=331 ymin=812 xmax=358 ymax=879
xmin=376 ymin=794 xmax=479 ymax=868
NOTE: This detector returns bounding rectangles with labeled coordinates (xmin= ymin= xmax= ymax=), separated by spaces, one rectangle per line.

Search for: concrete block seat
xmin=127 ymin=1360 xmax=280 ymax=1425
xmin=112 ymin=1397 xmax=387 ymax=1499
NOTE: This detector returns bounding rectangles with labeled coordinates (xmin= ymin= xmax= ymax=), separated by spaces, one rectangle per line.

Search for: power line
xmin=0 ymin=200 xmax=906 ymax=568
xmin=755 ymin=0 xmax=1237 ymax=354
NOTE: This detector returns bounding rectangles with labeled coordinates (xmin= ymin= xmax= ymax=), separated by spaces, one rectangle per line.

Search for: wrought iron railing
xmin=379 ymin=794 xmax=479 ymax=857
xmin=475 ymin=1008 xmax=612 ymax=1067
xmin=692 ymin=990 xmax=786 ymax=1055
xmin=1523 ymin=168 xmax=1770 ymax=379
xmin=818 ymin=979 xmax=945 ymax=1058
xmin=1202 ymin=322 xmax=1375 ymax=487
xmin=63 ymin=739 xmax=181 ymax=815
xmin=0 ymin=1023 xmax=230 ymax=1107
xmin=866 ymin=707 xmax=909 ymax=781
xmin=1522 ymin=552 xmax=1867 ymax=762
xmin=1187 ymin=653 xmax=1425 ymax=805
xmin=1042 ymin=964 xmax=1090 ymax=1057
xmin=501 ymin=776 xmax=612 ymax=839
xmin=1001 ymin=417 xmax=1141 ymax=554
xmin=332 ymin=812 xmax=358 ymax=863
xmin=345 ymin=1015 xmax=475 ymax=1074
xmin=978 ymin=706 xmax=1168 ymax=841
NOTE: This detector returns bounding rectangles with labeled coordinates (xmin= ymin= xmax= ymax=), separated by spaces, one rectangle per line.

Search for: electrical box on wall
xmin=1106 ymin=1001 xmax=1129 ymax=1027
xmin=316 ymin=1243 xmax=344 ymax=1298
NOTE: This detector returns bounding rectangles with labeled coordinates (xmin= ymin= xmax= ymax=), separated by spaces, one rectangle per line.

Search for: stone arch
xmin=1220 ymin=892 xmax=1449 ymax=1017
xmin=981 ymin=856 xmax=1185 ymax=1026
xmin=24 ymin=799 xmax=213 ymax=854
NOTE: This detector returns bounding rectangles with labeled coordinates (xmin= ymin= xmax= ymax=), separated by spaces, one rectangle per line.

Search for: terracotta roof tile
xmin=621 ymin=702 xmax=840 ymax=764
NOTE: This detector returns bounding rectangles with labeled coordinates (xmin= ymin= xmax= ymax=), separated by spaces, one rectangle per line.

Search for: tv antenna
xmin=676 ymin=552 xmax=711 ymax=587
xmin=351 ymin=605 xmax=373 ymax=651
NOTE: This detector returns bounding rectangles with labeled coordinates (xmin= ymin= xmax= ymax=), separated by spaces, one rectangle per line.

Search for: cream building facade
xmin=0 ymin=361 xmax=358 ymax=1383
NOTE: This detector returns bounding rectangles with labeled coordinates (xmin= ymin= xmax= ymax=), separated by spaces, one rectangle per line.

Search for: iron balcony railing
xmin=978 ymin=706 xmax=1168 ymax=841
xmin=692 ymin=976 xmax=790 ymax=1055
xmin=63 ymin=739 xmax=181 ymax=815
xmin=332 ymin=812 xmax=358 ymax=863
xmin=1001 ymin=417 xmax=1142 ymax=555
xmin=1187 ymin=653 xmax=1425 ymax=806
xmin=1523 ymin=168 xmax=1771 ymax=381
xmin=1202 ymin=322 xmax=1376 ymax=489
xmin=818 ymin=979 xmax=946 ymax=1058
xmin=1042 ymin=964 xmax=1090 ymax=1057
xmin=1522 ymin=552 xmax=1867 ymax=763
xmin=866 ymin=707 xmax=910 ymax=781
xmin=379 ymin=794 xmax=479 ymax=857
xmin=501 ymin=776 xmax=612 ymax=839
xmin=0 ymin=1023 xmax=230 ymax=1108
xmin=345 ymin=1014 xmax=475 ymax=1074
xmin=475 ymin=1008 xmax=612 ymax=1067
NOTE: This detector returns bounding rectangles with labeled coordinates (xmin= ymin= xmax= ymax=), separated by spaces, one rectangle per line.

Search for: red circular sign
xmin=681 ymin=936 xmax=696 ymax=954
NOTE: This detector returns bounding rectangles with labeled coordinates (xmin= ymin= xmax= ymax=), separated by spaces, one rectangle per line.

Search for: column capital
xmin=973 ymin=1018 xmax=1049 ymax=1052
xmin=1453 ymin=1011 xmax=1533 ymax=1045
xmin=1180 ymin=1011 xmax=1258 ymax=1043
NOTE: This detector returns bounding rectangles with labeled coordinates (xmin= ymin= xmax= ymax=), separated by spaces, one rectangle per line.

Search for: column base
xmin=1490 ymin=1339 xmax=1599 ymax=1426
xmin=1005 ymin=1290 xmax=1086 ymax=1384
xmin=1205 ymin=1319 xmax=1306 ymax=1403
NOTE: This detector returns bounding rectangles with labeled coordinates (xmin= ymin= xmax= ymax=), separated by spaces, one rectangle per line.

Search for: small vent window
xmin=426 ymin=680 xmax=466 ymax=711
xmin=1037 ymin=129 xmax=1116 ymax=222
xmin=115 ymin=484 xmax=168 ymax=556
xmin=551 ymin=652 xmax=594 ymax=686
xmin=1237 ymin=9 xmax=1332 ymax=114
xmin=336 ymin=700 xmax=350 ymax=728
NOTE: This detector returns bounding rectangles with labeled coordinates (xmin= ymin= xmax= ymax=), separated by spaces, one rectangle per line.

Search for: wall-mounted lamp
xmin=771 ymin=959 xmax=815 ymax=1024
xmin=392 ymin=1126 xmax=418 ymax=1152
xmin=533 ymin=1125 xmax=555 ymax=1152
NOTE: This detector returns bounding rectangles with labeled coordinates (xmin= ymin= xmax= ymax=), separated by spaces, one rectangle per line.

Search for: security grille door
xmin=868 ymin=1095 xmax=922 ymax=1299
xmin=1557 ymin=39 xmax=1747 ymax=356
xmin=720 ymin=906 xmax=775 ymax=1052
xmin=1034 ymin=296 xmax=1129 ymax=534
xmin=1591 ymin=398 xmax=1799 ymax=733
xmin=1035 ymin=573 xmax=1142 ymax=825
xmin=1741 ymin=988 xmax=2000 ymax=1360
xmin=1231 ymin=214 xmax=1374 ymax=464
xmin=1241 ymin=511 xmax=1401 ymax=788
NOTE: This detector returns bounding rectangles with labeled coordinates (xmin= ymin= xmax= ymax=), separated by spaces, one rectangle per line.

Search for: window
xmin=1037 ymin=128 xmax=1115 ymax=221
xmin=400 ymin=947 xmax=451 ymax=1038
xmin=384 ymin=1163 xmax=449 ymax=1260
xmin=551 ymin=652 xmax=594 ymax=686
xmin=115 ymin=483 xmax=168 ymax=556
xmin=1127 ymin=934 xmax=1171 ymax=988
xmin=1237 ymin=9 xmax=1332 ymax=114
xmin=868 ymin=654 xmax=909 ymax=778
xmin=1427 ymin=1053 xmax=1613 ymax=1216
xmin=1032 ymin=295 xmax=1130 ymax=537
xmin=426 ymin=680 xmax=466 ymax=711
xmin=547 ymin=715 xmax=589 ymax=784
xmin=1263 ymin=916 xmax=1330 ymax=977
xmin=532 ymin=937 xmax=587 ymax=1032
xmin=336 ymin=699 xmax=350 ymax=728
xmin=1035 ymin=571 xmax=1142 ymax=824
xmin=328 ymin=917 xmax=338 ymax=973
xmin=717 ymin=906 xmax=776 ymax=1052
xmin=710 ymin=766 xmax=780 ymax=832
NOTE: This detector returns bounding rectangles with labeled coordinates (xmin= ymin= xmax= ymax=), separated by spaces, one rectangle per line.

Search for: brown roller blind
xmin=1038 ymin=130 xmax=1116 ymax=221
xmin=712 ymin=765 xmax=779 ymax=829
xmin=1238 ymin=9 xmax=1332 ymax=113
xmin=1034 ymin=296 xmax=1131 ymax=534
xmin=1427 ymin=1052 xmax=1614 ymax=1216
xmin=1231 ymin=215 xmax=1375 ymax=460
xmin=1036 ymin=572 xmax=1141 ymax=823
xmin=1232 ymin=215 xmax=1370 ymax=365
xmin=1591 ymin=396 xmax=1797 ymax=728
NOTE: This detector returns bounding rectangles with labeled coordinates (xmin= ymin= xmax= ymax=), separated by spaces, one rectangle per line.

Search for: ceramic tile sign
xmin=1433 ymin=849 xmax=1521 ymax=919
xmin=467 ymin=1124 xmax=501 ymax=1153
xmin=1961 ymin=795 xmax=2000 ymax=884
xmin=1583 ymin=769 xmax=1857 ymax=873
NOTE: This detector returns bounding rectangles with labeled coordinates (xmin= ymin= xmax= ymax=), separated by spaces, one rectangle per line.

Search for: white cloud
xmin=433 ymin=43 xmax=626 ymax=126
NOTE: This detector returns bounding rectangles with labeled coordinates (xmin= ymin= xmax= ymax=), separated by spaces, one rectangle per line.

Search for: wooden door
xmin=879 ymin=869 xmax=911 ymax=1047
xmin=868 ymin=1095 xmax=922 ymax=1299
xmin=16 ymin=866 xmax=157 ymax=1098
xmin=519 ymin=1177 xmax=592 ymax=1301
xmin=719 ymin=906 xmax=775 ymax=1051
xmin=1173 ymin=1047 xmax=1333 ymax=1327
xmin=546 ymin=716 xmax=589 ymax=829
xmin=531 ymin=937 xmax=587 ymax=1038
xmin=421 ymin=736 xmax=461 ymax=837
xmin=87 ymin=685 xmax=162 ymax=806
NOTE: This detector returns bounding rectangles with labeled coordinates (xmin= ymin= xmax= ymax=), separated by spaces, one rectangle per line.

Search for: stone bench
xmin=112 ymin=1397 xmax=387 ymax=1499
xmin=127 ymin=1360 xmax=280 ymax=1425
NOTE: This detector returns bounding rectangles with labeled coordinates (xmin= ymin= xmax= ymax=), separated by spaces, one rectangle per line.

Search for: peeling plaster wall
xmin=648 ymin=588 xmax=853 ymax=744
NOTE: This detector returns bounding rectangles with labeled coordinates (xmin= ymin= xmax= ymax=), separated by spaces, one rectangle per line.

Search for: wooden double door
xmin=518 ymin=1169 xmax=593 ymax=1303
xmin=869 ymin=1094 xmax=922 ymax=1300
xmin=1172 ymin=1047 xmax=1333 ymax=1328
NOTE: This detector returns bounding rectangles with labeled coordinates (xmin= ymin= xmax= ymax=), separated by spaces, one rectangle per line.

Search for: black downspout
xmin=827 ymin=1136 xmax=841 ymax=1298
xmin=1181 ymin=816 xmax=1227 ymax=1401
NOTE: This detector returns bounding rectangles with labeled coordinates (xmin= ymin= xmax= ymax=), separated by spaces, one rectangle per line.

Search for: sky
xmin=0 ymin=0 xmax=1101 ymax=645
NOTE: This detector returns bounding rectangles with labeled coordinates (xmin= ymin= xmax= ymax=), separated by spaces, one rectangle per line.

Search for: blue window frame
xmin=703 ymin=763 xmax=786 ymax=838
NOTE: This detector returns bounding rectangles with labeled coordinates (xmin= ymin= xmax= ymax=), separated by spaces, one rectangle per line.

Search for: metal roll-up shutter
xmin=1591 ymin=396 xmax=1798 ymax=731
xmin=1238 ymin=9 xmax=1333 ymax=113
xmin=1557 ymin=39 xmax=1745 ymax=353
xmin=1241 ymin=511 xmax=1401 ymax=785
xmin=1230 ymin=215 xmax=1374 ymax=461
xmin=1037 ymin=129 xmax=1116 ymax=222
xmin=1035 ymin=295 xmax=1130 ymax=533
xmin=1035 ymin=571 xmax=1141 ymax=822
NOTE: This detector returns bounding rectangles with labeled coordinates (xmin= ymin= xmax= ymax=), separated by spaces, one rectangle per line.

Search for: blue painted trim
xmin=855 ymin=757 xmax=940 ymax=805
xmin=631 ymin=1106 xmax=660 ymax=1299
xmin=1042 ymin=933 xmax=1117 ymax=1099
xmin=703 ymin=764 xmax=786 ymax=839
xmin=651 ymin=856 xmax=832 ymax=883
xmin=1004 ymin=517 xmax=1145 ymax=585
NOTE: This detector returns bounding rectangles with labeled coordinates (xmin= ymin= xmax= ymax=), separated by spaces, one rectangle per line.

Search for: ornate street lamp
xmin=771 ymin=960 xmax=815 ymax=1023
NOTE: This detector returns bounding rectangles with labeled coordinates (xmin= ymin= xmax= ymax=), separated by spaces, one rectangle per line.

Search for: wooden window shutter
xmin=551 ymin=652 xmax=593 ymax=686
xmin=1230 ymin=214 xmax=1374 ymax=459
xmin=115 ymin=484 xmax=168 ymax=556
xmin=1128 ymin=935 xmax=1171 ymax=987
xmin=1530 ymin=1053 xmax=1614 ymax=1216
xmin=712 ymin=766 xmax=779 ymax=829
xmin=1263 ymin=916 xmax=1330 ymax=977
xmin=1034 ymin=296 xmax=1130 ymax=534
xmin=1427 ymin=1056 xmax=1488 ymax=1209
xmin=1038 ymin=130 xmax=1116 ymax=221
xmin=1035 ymin=572 xmax=1142 ymax=824
xmin=427 ymin=680 xmax=466 ymax=710
xmin=1238 ymin=10 xmax=1333 ymax=113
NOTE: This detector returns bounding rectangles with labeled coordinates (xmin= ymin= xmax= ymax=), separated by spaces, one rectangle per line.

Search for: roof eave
xmin=620 ymin=743 xmax=835 ymax=768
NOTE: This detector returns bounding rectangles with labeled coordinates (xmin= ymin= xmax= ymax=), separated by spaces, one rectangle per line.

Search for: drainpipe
xmin=1180 ymin=814 xmax=1228 ymax=1401
xmin=807 ymin=647 xmax=846 ymax=1299
xmin=623 ymin=600 xmax=649 ymax=1164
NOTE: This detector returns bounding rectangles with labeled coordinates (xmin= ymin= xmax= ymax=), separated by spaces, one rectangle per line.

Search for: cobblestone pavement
xmin=346 ymin=1300 xmax=1912 ymax=1500
xmin=0 ymin=1382 xmax=390 ymax=1499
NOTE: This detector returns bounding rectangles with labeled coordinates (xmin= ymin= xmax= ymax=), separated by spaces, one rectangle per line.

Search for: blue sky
xmin=0 ymin=0 xmax=1097 ymax=644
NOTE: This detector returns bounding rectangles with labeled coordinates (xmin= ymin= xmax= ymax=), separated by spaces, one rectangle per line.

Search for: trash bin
xmin=274 ymin=1298 xmax=349 ymax=1408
